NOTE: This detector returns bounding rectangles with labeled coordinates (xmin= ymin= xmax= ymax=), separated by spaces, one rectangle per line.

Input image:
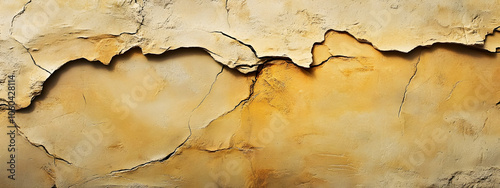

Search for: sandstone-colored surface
xmin=485 ymin=29 xmax=500 ymax=52
xmin=0 ymin=110 xmax=57 ymax=188
xmin=61 ymin=32 xmax=500 ymax=187
xmin=431 ymin=167 xmax=500 ymax=187
xmin=0 ymin=39 xmax=50 ymax=109
xmin=3 ymin=0 xmax=500 ymax=108
xmin=11 ymin=48 xmax=254 ymax=187
xmin=1 ymin=0 xmax=500 ymax=187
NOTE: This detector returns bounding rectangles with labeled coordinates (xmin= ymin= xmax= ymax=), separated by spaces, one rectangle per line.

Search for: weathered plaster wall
xmin=1 ymin=0 xmax=500 ymax=187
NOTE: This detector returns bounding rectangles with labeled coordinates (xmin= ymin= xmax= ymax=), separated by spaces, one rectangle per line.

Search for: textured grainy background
xmin=1 ymin=0 xmax=500 ymax=187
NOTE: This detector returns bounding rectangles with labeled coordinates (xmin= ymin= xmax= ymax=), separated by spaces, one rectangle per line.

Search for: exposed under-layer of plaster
xmin=1 ymin=0 xmax=500 ymax=187
xmin=2 ymin=0 xmax=500 ymax=108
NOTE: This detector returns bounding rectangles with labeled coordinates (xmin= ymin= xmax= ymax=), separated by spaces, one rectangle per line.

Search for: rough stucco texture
xmin=1 ymin=0 xmax=500 ymax=187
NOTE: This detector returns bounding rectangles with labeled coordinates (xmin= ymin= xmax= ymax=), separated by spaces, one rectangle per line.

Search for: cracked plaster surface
xmin=2 ymin=0 xmax=500 ymax=108
xmin=70 ymin=31 xmax=500 ymax=187
xmin=1 ymin=0 xmax=500 ymax=187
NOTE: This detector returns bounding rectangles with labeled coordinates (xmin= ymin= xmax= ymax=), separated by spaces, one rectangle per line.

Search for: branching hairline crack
xmin=16 ymin=127 xmax=72 ymax=165
xmin=310 ymin=55 xmax=355 ymax=68
xmin=201 ymin=62 xmax=265 ymax=129
xmin=200 ymin=145 xmax=262 ymax=153
xmin=10 ymin=0 xmax=32 ymax=36
xmin=67 ymin=175 xmax=107 ymax=188
xmin=446 ymin=81 xmax=461 ymax=101
xmin=211 ymin=31 xmax=259 ymax=58
xmin=225 ymin=0 xmax=229 ymax=12
xmin=224 ymin=0 xmax=230 ymax=27
xmin=398 ymin=52 xmax=421 ymax=117
xmin=201 ymin=77 xmax=257 ymax=129
xmin=193 ymin=66 xmax=224 ymax=111
xmin=127 ymin=0 xmax=146 ymax=35
xmin=82 ymin=94 xmax=87 ymax=104
xmin=24 ymin=45 xmax=52 ymax=74
xmin=107 ymin=127 xmax=193 ymax=175
xmin=109 ymin=1 xmax=145 ymax=37
xmin=107 ymin=132 xmax=191 ymax=175
xmin=224 ymin=70 xmax=259 ymax=112
xmin=10 ymin=37 xmax=52 ymax=74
